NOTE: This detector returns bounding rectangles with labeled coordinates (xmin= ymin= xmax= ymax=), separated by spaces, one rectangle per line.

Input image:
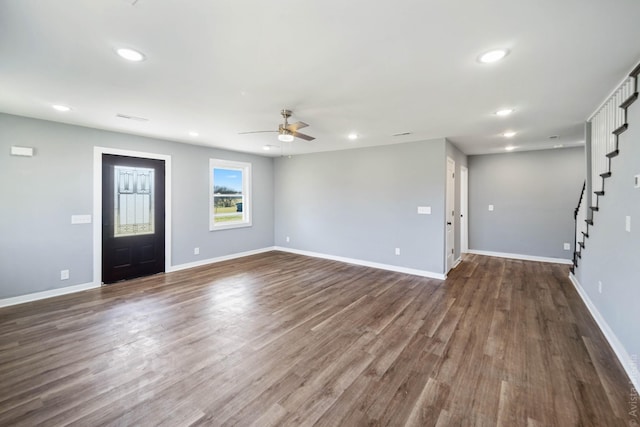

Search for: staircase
xmin=571 ymin=62 xmax=640 ymax=273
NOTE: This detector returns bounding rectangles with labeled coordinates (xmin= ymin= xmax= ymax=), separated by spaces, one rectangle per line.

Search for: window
xmin=114 ymin=165 xmax=155 ymax=237
xmin=210 ymin=159 xmax=252 ymax=230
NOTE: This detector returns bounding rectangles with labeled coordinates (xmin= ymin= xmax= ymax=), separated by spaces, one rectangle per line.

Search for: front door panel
xmin=102 ymin=154 xmax=165 ymax=284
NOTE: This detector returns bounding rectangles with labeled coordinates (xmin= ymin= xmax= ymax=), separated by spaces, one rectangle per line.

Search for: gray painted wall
xmin=274 ymin=139 xmax=448 ymax=274
xmin=468 ymin=147 xmax=585 ymax=259
xmin=576 ymin=99 xmax=640 ymax=362
xmin=0 ymin=113 xmax=274 ymax=299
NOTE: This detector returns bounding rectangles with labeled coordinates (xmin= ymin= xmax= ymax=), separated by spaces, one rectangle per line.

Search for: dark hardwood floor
xmin=0 ymin=252 xmax=635 ymax=426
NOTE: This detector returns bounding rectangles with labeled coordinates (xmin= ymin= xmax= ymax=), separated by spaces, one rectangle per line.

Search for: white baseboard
xmin=568 ymin=273 xmax=640 ymax=394
xmin=274 ymin=246 xmax=446 ymax=280
xmin=0 ymin=247 xmax=276 ymax=308
xmin=466 ymin=249 xmax=572 ymax=265
xmin=452 ymin=257 xmax=462 ymax=269
xmin=167 ymin=247 xmax=275 ymax=273
xmin=0 ymin=281 xmax=100 ymax=308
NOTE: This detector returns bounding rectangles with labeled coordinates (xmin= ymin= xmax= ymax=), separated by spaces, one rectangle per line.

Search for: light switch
xmin=417 ymin=206 xmax=431 ymax=215
xmin=626 ymin=216 xmax=631 ymax=232
xmin=71 ymin=214 xmax=92 ymax=224
xmin=488 ymin=205 xmax=494 ymax=211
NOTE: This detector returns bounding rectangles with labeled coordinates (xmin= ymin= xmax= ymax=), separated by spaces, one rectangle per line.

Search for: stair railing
xmin=573 ymin=181 xmax=586 ymax=270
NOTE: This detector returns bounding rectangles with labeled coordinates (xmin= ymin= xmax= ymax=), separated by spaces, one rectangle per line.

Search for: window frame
xmin=209 ymin=158 xmax=252 ymax=231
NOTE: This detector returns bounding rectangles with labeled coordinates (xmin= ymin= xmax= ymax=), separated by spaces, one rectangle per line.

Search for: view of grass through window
xmin=212 ymin=168 xmax=244 ymax=224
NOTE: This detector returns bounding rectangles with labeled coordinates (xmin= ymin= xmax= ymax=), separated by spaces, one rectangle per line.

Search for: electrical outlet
xmin=395 ymin=248 xmax=400 ymax=256
xmin=488 ymin=204 xmax=494 ymax=211
xmin=60 ymin=270 xmax=69 ymax=280
xmin=598 ymin=281 xmax=602 ymax=294
xmin=563 ymin=243 xmax=570 ymax=251
xmin=194 ymin=247 xmax=199 ymax=255
xmin=625 ymin=216 xmax=631 ymax=232
xmin=286 ymin=236 xmax=290 ymax=243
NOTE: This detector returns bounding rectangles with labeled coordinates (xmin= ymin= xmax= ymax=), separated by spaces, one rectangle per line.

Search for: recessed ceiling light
xmin=505 ymin=146 xmax=516 ymax=151
xmin=495 ymin=109 xmax=514 ymax=116
xmin=479 ymin=49 xmax=509 ymax=63
xmin=553 ymin=144 xmax=564 ymax=149
xmin=188 ymin=131 xmax=199 ymax=137
xmin=52 ymin=104 xmax=72 ymax=112
xmin=116 ymin=48 xmax=145 ymax=62
xmin=262 ymin=145 xmax=271 ymax=151
xmin=348 ymin=133 xmax=358 ymax=140
xmin=503 ymin=131 xmax=516 ymax=138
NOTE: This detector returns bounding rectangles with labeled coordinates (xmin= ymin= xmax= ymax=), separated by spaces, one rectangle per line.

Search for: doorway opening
xmin=93 ymin=147 xmax=172 ymax=285
xmin=445 ymin=157 xmax=456 ymax=273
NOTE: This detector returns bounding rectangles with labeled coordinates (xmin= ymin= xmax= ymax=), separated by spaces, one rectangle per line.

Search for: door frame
xmin=93 ymin=147 xmax=172 ymax=285
xmin=445 ymin=156 xmax=456 ymax=273
xmin=460 ymin=165 xmax=469 ymax=253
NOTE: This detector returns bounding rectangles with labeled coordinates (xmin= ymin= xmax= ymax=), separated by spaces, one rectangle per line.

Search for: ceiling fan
xmin=239 ymin=109 xmax=315 ymax=142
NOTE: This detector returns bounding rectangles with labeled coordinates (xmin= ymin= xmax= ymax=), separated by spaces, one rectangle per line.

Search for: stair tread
xmin=586 ymin=219 xmax=594 ymax=225
xmin=600 ymin=172 xmax=612 ymax=178
xmin=594 ymin=190 xmax=605 ymax=196
xmin=590 ymin=206 xmax=599 ymax=211
xmin=606 ymin=149 xmax=620 ymax=158
xmin=613 ymin=123 xmax=629 ymax=136
xmin=620 ymin=92 xmax=638 ymax=109
xmin=630 ymin=63 xmax=640 ymax=78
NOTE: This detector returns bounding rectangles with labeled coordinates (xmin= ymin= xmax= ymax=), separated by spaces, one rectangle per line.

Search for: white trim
xmin=460 ymin=165 xmax=469 ymax=253
xmin=452 ymin=257 xmax=462 ymax=269
xmin=167 ymin=247 xmax=274 ymax=272
xmin=568 ymin=273 xmax=640 ymax=394
xmin=274 ymin=247 xmax=446 ymax=280
xmin=93 ymin=147 xmax=172 ymax=285
xmin=0 ymin=282 xmax=100 ymax=308
xmin=466 ymin=249 xmax=572 ymax=265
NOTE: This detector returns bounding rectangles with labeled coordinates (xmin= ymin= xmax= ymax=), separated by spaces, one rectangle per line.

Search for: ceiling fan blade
xmin=286 ymin=121 xmax=309 ymax=132
xmin=292 ymin=131 xmax=315 ymax=141
xmin=238 ymin=130 xmax=278 ymax=135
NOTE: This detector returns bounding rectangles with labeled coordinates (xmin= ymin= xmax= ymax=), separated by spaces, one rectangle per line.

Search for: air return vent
xmin=116 ymin=114 xmax=149 ymax=122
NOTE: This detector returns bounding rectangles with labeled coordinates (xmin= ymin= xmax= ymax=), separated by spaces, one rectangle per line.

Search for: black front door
xmin=102 ymin=154 xmax=165 ymax=284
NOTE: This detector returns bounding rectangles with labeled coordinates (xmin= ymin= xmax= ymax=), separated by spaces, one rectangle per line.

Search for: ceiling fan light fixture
xmin=278 ymin=133 xmax=294 ymax=142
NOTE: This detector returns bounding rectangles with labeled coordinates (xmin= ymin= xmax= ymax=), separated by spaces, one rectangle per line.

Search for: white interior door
xmin=446 ymin=157 xmax=455 ymax=272
xmin=460 ymin=165 xmax=468 ymax=253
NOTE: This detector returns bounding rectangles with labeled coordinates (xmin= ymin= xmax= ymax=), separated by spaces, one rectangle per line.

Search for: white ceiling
xmin=2 ymin=0 xmax=640 ymax=157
